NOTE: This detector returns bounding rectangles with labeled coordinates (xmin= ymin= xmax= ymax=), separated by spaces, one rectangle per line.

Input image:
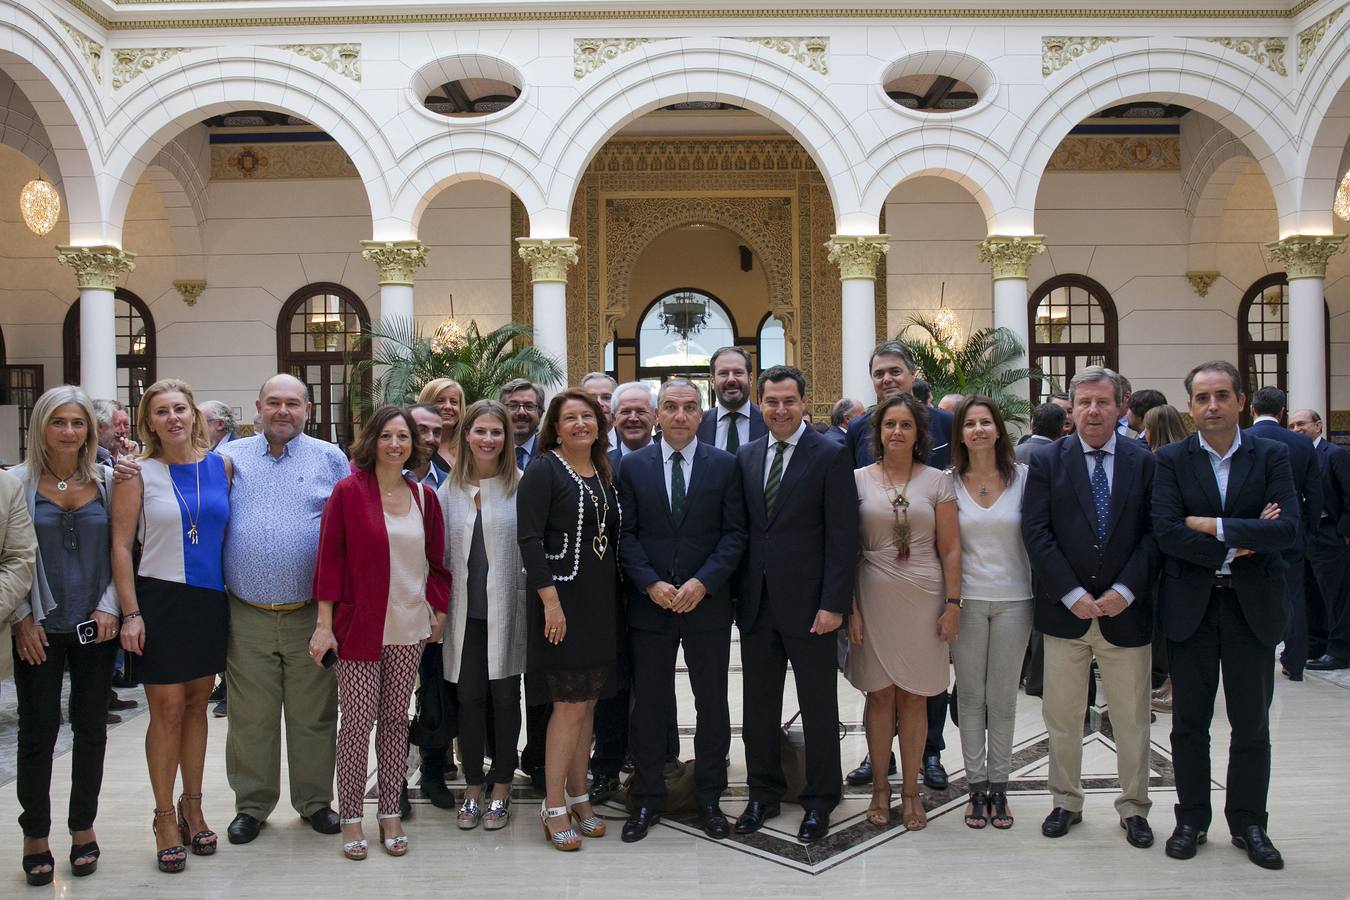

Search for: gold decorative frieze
xmin=741 ymin=36 xmax=828 ymax=75
xmin=977 ymin=236 xmax=1047 ymax=281
xmin=1048 ymin=135 xmax=1180 ymax=171
xmin=56 ymin=245 xmax=136 ymax=291
xmin=573 ymin=38 xmax=661 ymax=79
xmin=57 ymin=18 xmax=104 ymax=84
xmin=209 ymin=143 xmax=357 ymax=180
xmin=588 ymin=137 xmax=818 ymax=175
xmin=1264 ymin=234 xmax=1347 ymax=279
xmin=1204 ymin=37 xmax=1286 ymax=75
xmin=112 ymin=47 xmax=187 ymax=89
xmin=517 ymin=238 xmax=580 ymax=283
xmin=1186 ymin=270 xmax=1220 ymax=297
xmin=276 ymin=44 xmax=361 ymax=81
xmin=1298 ymin=6 xmax=1344 ymax=70
xmin=1042 ymin=36 xmax=1119 ymax=76
xmin=173 ymin=279 xmax=207 ymax=306
xmin=825 ymin=235 xmax=888 ymax=280
xmin=361 ymin=240 xmax=428 ymax=286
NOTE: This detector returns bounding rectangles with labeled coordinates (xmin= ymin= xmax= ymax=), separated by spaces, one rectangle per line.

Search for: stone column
xmin=56 ymin=245 xmax=136 ymax=399
xmin=1265 ymin=234 xmax=1345 ymax=419
xmin=516 ymin=237 xmax=579 ymax=389
xmin=825 ymin=235 xmax=889 ymax=402
xmin=360 ymin=240 xmax=428 ymax=334
xmin=977 ymin=235 xmax=1046 ymax=403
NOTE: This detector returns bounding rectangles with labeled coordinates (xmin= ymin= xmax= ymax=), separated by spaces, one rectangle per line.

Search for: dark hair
xmin=869 ymin=393 xmax=931 ymax=464
xmin=869 ymin=340 xmax=917 ymax=374
xmin=1183 ymin=360 xmax=1243 ymax=399
xmin=1050 ymin=392 xmax=1070 ymax=403
xmin=1144 ymin=404 xmax=1188 ymax=451
xmin=537 ymin=389 xmax=613 ymax=482
xmin=1031 ymin=402 xmax=1067 ymax=438
xmin=951 ymin=395 xmax=1016 ymax=484
xmin=911 ymin=378 xmax=932 ymax=405
xmin=1251 ymin=385 xmax=1286 ymax=417
xmin=709 ymin=346 xmax=752 ymax=374
xmin=498 ymin=378 xmax=544 ymax=409
xmin=757 ymin=364 xmax=806 ymax=398
xmin=1119 ymin=375 xmax=1133 ymax=394
xmin=350 ymin=405 xmax=428 ymax=473
xmin=830 ymin=397 xmax=858 ymax=428
xmin=1127 ymin=389 xmax=1168 ymax=419
xmin=410 ymin=401 xmax=441 ymax=418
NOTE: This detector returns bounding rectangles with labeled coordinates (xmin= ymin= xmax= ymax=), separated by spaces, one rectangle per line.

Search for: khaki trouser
xmin=226 ymin=595 xmax=338 ymax=820
xmin=1043 ymin=620 xmax=1153 ymax=820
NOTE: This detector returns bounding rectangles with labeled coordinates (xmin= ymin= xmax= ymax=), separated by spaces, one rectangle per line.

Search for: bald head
xmin=1287 ymin=408 xmax=1323 ymax=440
xmin=257 ymin=374 xmax=311 ymax=449
xmin=260 ymin=373 xmax=309 ymax=403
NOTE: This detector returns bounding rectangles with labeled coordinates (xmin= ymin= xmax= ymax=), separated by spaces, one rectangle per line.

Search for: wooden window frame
xmin=275 ymin=282 xmax=372 ymax=448
xmin=1027 ymin=273 xmax=1119 ymax=405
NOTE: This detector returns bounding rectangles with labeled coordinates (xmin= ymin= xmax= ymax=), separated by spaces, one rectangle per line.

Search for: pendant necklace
xmin=880 ymin=462 xmax=913 ymax=561
xmin=169 ymin=458 xmax=203 ymax=545
xmin=551 ymin=450 xmax=618 ymax=561
xmin=47 ymin=466 xmax=78 ymax=492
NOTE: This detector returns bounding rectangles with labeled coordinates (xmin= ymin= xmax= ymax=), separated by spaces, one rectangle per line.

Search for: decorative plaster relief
xmin=209 ymin=143 xmax=357 ymax=180
xmin=741 ymin=36 xmax=829 ymax=74
xmin=1298 ymin=6 xmax=1344 ymax=70
xmin=977 ymin=236 xmax=1047 ymax=281
xmin=1265 ymin=234 xmax=1347 ymax=279
xmin=574 ymin=38 xmax=661 ymax=79
xmin=1048 ymin=136 xmax=1180 ymax=170
xmin=517 ymin=238 xmax=580 ymax=283
xmin=112 ymin=47 xmax=187 ymax=89
xmin=1185 ymin=270 xmax=1220 ymax=297
xmin=1042 ymin=36 xmax=1119 ymax=76
xmin=1204 ymin=37 xmax=1286 ymax=75
xmin=173 ymin=279 xmax=207 ymax=306
xmin=57 ymin=18 xmax=104 ymax=84
xmin=276 ymin=44 xmax=361 ymax=81
xmin=56 ymin=245 xmax=136 ymax=290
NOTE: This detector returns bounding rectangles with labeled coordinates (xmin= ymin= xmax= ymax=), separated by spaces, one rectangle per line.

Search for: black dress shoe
xmin=1307 ymin=654 xmax=1350 ymax=671
xmin=1164 ymin=824 xmax=1207 ymax=859
xmin=590 ymin=773 xmax=620 ymax=803
xmin=797 ymin=809 xmax=829 ymax=843
xmin=1232 ymin=825 xmax=1284 ymax=870
xmin=621 ymin=806 xmax=660 ymax=843
xmin=420 ymin=771 xmax=455 ymax=809
xmin=302 ymin=807 xmax=341 ymax=835
xmin=1281 ymin=666 xmax=1304 ymax=681
xmin=227 ymin=813 xmax=263 ymax=845
xmin=734 ymin=801 xmax=781 ymax=834
xmin=698 ymin=804 xmax=730 ymax=839
xmin=1041 ymin=807 xmax=1082 ymax=838
xmin=845 ymin=753 xmax=897 ymax=787
xmin=921 ymin=754 xmax=949 ymax=790
xmin=1120 ymin=816 xmax=1154 ymax=848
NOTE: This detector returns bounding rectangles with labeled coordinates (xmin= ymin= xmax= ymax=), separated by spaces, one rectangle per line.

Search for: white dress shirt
xmin=1060 ymin=431 xmax=1135 ymax=610
xmin=715 ymin=403 xmax=752 ymax=450
xmin=662 ymin=436 xmax=698 ymax=505
xmin=617 ymin=436 xmax=652 ymax=457
xmin=763 ymin=420 xmax=808 ymax=487
xmin=1198 ymin=428 xmax=1242 ymax=573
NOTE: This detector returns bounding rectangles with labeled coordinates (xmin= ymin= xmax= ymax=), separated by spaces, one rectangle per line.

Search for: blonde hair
xmin=450 ymin=399 xmax=520 ymax=495
xmin=24 ymin=386 xmax=101 ymax=487
xmin=418 ymin=378 xmax=464 ymax=406
xmin=137 ymin=378 xmax=211 ymax=459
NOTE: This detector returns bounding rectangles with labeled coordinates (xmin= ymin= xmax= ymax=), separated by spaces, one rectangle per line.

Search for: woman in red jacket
xmin=308 ymin=406 xmax=451 ymax=861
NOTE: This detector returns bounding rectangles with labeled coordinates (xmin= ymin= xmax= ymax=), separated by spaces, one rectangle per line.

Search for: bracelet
xmin=945 ymin=598 xmax=964 ymax=608
xmin=121 ymin=611 xmax=142 ymax=622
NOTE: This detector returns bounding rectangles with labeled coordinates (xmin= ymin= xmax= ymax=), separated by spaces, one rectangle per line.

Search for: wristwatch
xmin=945 ymin=597 xmax=964 ymax=608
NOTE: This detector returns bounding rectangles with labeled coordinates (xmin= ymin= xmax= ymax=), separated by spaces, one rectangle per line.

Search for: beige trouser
xmin=1042 ymin=619 xmax=1152 ymax=820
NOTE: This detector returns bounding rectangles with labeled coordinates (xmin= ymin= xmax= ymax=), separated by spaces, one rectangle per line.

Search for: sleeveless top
xmin=137 ymin=453 xmax=230 ymax=592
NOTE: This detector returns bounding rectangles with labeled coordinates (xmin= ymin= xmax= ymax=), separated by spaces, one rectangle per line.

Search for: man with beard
xmin=698 ymin=347 xmax=766 ymax=452
xmin=500 ymin=378 xmax=544 ymax=470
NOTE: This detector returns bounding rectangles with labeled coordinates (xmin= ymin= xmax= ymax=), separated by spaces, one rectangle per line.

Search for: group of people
xmin=0 ymin=339 xmax=1344 ymax=884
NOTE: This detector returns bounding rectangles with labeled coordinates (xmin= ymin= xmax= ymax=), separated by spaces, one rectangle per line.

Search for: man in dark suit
xmin=1015 ymin=401 xmax=1067 ymax=465
xmin=697 ymin=346 xmax=767 ymax=451
xmin=1246 ymin=387 xmax=1322 ymax=682
xmin=734 ymin=365 xmax=857 ymax=843
xmin=616 ymin=379 xmax=746 ymax=841
xmin=1289 ymin=408 xmax=1350 ymax=670
xmin=1021 ymin=366 xmax=1160 ymax=848
xmin=824 ymin=397 xmax=861 ymax=444
xmin=1152 ymin=360 xmax=1298 ymax=870
xmin=843 ymin=341 xmax=953 ymax=790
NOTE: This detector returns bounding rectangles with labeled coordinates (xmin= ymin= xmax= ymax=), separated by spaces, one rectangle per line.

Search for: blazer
xmin=312 ymin=470 xmax=452 ymax=662
xmin=617 ymin=439 xmax=747 ymax=633
xmin=1014 ymin=433 xmax=1055 ymax=464
xmin=1151 ymin=433 xmax=1299 ymax=645
xmin=698 ymin=404 xmax=766 ymax=448
xmin=1022 ymin=435 xmax=1160 ymax=647
xmin=0 ymin=470 xmax=36 ymax=681
xmin=822 ymin=425 xmax=847 ymax=445
xmin=1312 ymin=440 xmax=1350 ymax=554
xmin=846 ymin=404 xmax=954 ymax=470
xmin=1246 ymin=419 xmax=1322 ymax=559
xmin=734 ymin=426 xmax=859 ymax=635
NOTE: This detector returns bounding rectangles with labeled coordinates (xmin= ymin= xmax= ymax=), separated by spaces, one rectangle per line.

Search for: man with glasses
xmin=500 ymin=379 xmax=544 ymax=470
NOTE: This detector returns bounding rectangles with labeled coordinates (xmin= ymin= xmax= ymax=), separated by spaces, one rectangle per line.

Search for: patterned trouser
xmin=334 ymin=642 xmax=424 ymax=822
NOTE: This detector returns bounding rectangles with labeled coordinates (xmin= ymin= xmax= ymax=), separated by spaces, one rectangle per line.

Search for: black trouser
xmin=1310 ymin=531 xmax=1350 ymax=660
xmin=416 ymin=642 xmax=456 ymax=777
xmin=924 ymin=692 xmax=947 ymax=756
xmin=631 ymin=624 xmax=731 ymax=807
xmin=591 ymin=688 xmax=629 ymax=779
xmin=455 ymin=618 xmax=521 ymax=786
xmin=13 ymin=633 xmax=117 ymax=838
xmin=740 ymin=618 xmax=841 ymax=814
xmin=1168 ymin=587 xmax=1275 ymax=834
xmin=520 ymin=680 xmax=551 ymax=775
xmin=1277 ymin=555 xmax=1308 ymax=676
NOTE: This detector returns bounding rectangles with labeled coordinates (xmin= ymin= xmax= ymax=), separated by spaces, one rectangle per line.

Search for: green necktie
xmin=724 ymin=411 xmax=740 ymax=453
xmin=764 ymin=441 xmax=787 ymax=516
xmin=670 ymin=450 xmax=686 ymax=519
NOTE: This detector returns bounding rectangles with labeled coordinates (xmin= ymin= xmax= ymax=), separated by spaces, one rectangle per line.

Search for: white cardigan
xmin=438 ymin=475 xmax=528 ymax=682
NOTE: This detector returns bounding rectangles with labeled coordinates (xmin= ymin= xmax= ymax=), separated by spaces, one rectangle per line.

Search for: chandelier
xmin=933 ymin=281 xmax=962 ymax=346
xmin=431 ymin=293 xmax=467 ymax=352
xmin=20 ymin=177 xmax=60 ymax=236
xmin=659 ymin=291 xmax=709 ymax=341
xmin=1337 ymin=169 xmax=1350 ymax=222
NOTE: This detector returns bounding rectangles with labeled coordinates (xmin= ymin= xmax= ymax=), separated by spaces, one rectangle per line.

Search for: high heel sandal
xmin=964 ymin=790 xmax=989 ymax=829
xmin=152 ymin=808 xmax=187 ymax=874
xmin=378 ymin=816 xmax=408 ymax=856
xmin=866 ymin=787 xmax=893 ymax=827
xmin=988 ymin=790 xmax=1014 ymax=829
xmin=21 ymin=846 xmax=54 ymax=887
xmin=564 ymin=791 xmax=606 ymax=837
xmin=540 ymin=802 xmax=582 ymax=851
xmin=69 ymin=840 xmax=100 ymax=877
xmin=176 ymin=793 xmax=217 ymax=856
xmin=484 ymin=795 xmax=511 ymax=831
xmin=901 ymin=790 xmax=928 ymax=831
xmin=340 ymin=819 xmax=367 ymax=861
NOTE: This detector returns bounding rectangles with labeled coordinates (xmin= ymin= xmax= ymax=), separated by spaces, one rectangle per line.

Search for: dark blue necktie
xmin=1089 ymin=449 xmax=1110 ymax=540
xmin=515 ymin=445 xmax=527 ymax=469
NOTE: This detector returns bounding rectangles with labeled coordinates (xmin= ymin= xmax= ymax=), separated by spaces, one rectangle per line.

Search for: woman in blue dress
xmin=111 ymin=378 xmax=231 ymax=874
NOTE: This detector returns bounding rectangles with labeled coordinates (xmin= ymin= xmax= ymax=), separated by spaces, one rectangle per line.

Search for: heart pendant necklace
xmin=579 ymin=478 xmax=610 ymax=560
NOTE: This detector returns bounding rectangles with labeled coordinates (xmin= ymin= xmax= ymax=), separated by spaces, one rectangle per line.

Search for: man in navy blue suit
xmin=824 ymin=397 xmax=861 ymax=444
xmin=1246 ymin=387 xmax=1322 ymax=681
xmin=697 ymin=346 xmax=767 ymax=451
xmin=843 ymin=341 xmax=953 ymax=790
xmin=616 ymin=379 xmax=746 ymax=842
xmin=1288 ymin=408 xmax=1350 ymax=670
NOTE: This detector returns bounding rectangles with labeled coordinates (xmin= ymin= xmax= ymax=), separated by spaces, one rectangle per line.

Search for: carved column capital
xmin=173 ymin=279 xmax=207 ymax=306
xmin=825 ymin=234 xmax=889 ymax=280
xmin=56 ymin=245 xmax=136 ymax=290
xmin=977 ymin=235 xmax=1047 ymax=281
xmin=1264 ymin=234 xmax=1346 ymax=280
xmin=516 ymin=237 xmax=580 ymax=284
xmin=360 ymin=240 xmax=428 ymax=286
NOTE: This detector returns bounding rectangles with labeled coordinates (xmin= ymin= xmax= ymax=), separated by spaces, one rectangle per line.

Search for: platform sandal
xmin=541 ymin=802 xmax=582 ymax=851
xmin=378 ymin=815 xmax=408 ymax=856
xmin=70 ymin=840 xmax=100 ymax=877
xmin=484 ymin=795 xmax=511 ymax=831
xmin=176 ymin=793 xmax=217 ymax=856
xmin=565 ymin=791 xmax=607 ymax=837
xmin=340 ymin=819 xmax=367 ymax=860
xmin=21 ymin=848 xmax=54 ymax=887
xmin=152 ymin=808 xmax=186 ymax=874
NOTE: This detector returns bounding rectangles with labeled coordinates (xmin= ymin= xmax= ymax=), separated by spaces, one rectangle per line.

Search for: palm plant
xmin=897 ymin=315 xmax=1053 ymax=425
xmin=351 ymin=316 xmax=563 ymax=414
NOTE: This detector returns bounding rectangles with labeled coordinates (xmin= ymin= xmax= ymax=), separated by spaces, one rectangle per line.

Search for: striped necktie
xmin=724 ymin=411 xmax=740 ymax=453
xmin=764 ymin=441 xmax=787 ymax=516
xmin=669 ymin=450 xmax=686 ymax=519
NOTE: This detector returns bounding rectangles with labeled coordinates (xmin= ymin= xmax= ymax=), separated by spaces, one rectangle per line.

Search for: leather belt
xmin=233 ymin=595 xmax=308 ymax=613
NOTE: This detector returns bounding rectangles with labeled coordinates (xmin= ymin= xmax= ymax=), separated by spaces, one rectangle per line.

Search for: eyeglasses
xmin=505 ymin=402 xmax=539 ymax=412
xmin=60 ymin=511 xmax=79 ymax=552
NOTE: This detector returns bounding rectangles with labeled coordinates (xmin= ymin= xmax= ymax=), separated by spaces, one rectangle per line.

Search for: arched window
xmin=63 ymin=288 xmax=156 ymax=425
xmin=276 ymin=283 xmax=371 ymax=448
xmin=0 ymin=327 xmax=43 ymax=462
xmin=1236 ymin=273 xmax=1329 ymax=413
xmin=757 ymin=313 xmax=786 ymax=371
xmin=1027 ymin=274 xmax=1118 ymax=405
xmin=636 ymin=289 xmax=737 ymax=405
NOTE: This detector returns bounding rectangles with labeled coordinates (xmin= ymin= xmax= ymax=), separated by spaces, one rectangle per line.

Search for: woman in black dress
xmin=517 ymin=388 xmax=619 ymax=852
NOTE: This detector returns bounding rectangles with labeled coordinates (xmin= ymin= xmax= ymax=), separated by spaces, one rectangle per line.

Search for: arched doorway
xmin=636 ymin=288 xmax=737 ymax=404
xmin=1027 ymin=274 xmax=1119 ymax=405
xmin=1236 ymin=273 xmax=1330 ymax=419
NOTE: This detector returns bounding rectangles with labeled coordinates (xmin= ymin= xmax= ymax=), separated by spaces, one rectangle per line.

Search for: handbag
xmin=409 ymin=648 xmax=455 ymax=748
xmin=779 ymin=710 xmax=848 ymax=803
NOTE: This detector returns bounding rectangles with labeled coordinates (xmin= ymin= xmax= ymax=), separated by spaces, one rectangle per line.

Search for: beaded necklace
xmin=547 ymin=451 xmax=622 ymax=581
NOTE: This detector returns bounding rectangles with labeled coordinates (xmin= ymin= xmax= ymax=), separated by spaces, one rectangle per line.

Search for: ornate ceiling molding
xmin=57 ymin=17 xmax=104 ymax=83
xmin=112 ymin=47 xmax=187 ymax=89
xmin=56 ymin=245 xmax=136 ymax=290
xmin=740 ymin=36 xmax=828 ymax=74
xmin=275 ymin=43 xmax=361 ymax=81
xmin=1204 ymin=36 xmax=1287 ymax=75
xmin=1298 ymin=5 xmax=1345 ymax=70
xmin=574 ymin=38 xmax=663 ymax=79
xmin=1048 ymin=135 xmax=1180 ymax=170
xmin=1042 ymin=36 xmax=1120 ymax=76
xmin=1185 ymin=270 xmax=1220 ymax=296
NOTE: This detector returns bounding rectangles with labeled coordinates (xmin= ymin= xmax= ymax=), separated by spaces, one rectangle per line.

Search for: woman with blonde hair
xmin=439 ymin=399 xmax=528 ymax=831
xmin=11 ymin=386 xmax=119 ymax=885
xmin=111 ymin=378 xmax=232 ymax=874
xmin=418 ymin=378 xmax=464 ymax=474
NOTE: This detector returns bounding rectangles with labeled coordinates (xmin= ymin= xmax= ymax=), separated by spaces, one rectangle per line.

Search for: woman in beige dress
xmin=846 ymin=393 xmax=962 ymax=831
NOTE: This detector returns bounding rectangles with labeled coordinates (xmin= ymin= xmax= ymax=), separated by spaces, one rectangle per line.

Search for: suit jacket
xmin=1311 ymin=439 xmax=1350 ymax=555
xmin=617 ymin=440 xmax=747 ymax=633
xmin=1021 ymin=435 xmax=1160 ymax=646
xmin=846 ymin=405 xmax=953 ymax=470
xmin=1014 ymin=433 xmax=1055 ymax=464
xmin=735 ymin=426 xmax=859 ymax=635
xmin=1151 ymin=433 xmax=1299 ymax=645
xmin=823 ymin=425 xmax=847 ymax=445
xmin=0 ymin=470 xmax=36 ymax=681
xmin=1246 ymin=420 xmax=1322 ymax=559
xmin=697 ymin=404 xmax=766 ymax=449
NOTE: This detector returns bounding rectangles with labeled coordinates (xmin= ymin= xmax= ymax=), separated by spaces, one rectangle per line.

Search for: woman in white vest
xmin=438 ymin=399 xmax=528 ymax=831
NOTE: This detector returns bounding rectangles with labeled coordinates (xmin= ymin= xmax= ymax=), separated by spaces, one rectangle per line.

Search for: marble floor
xmin=1 ymin=653 xmax=1347 ymax=898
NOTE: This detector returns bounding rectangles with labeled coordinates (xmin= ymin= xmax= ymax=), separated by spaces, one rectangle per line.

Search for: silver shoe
xmin=457 ymin=797 xmax=482 ymax=830
xmin=484 ymin=796 xmax=510 ymax=831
